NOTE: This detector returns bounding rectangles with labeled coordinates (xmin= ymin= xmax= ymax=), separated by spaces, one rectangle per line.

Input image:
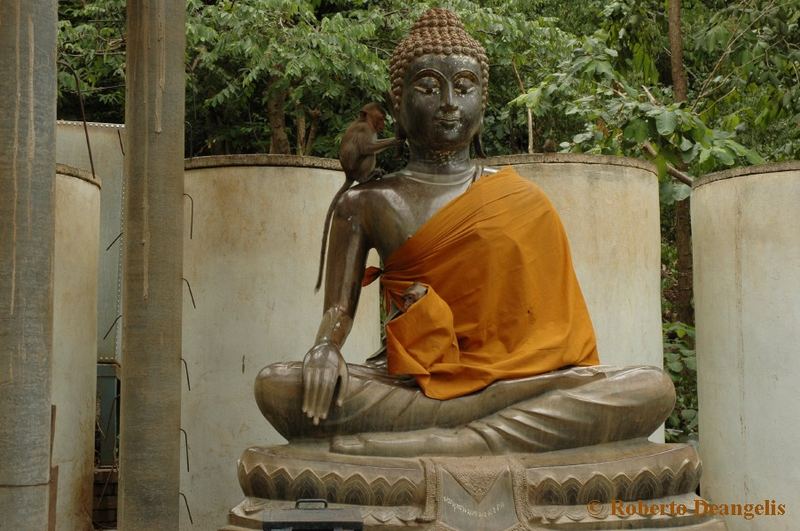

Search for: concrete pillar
xmin=56 ymin=121 xmax=126 ymax=362
xmin=181 ymin=155 xmax=383 ymax=529
xmin=692 ymin=162 xmax=800 ymax=530
xmin=118 ymin=1 xmax=185 ymax=529
xmin=52 ymin=165 xmax=101 ymax=531
xmin=0 ymin=1 xmax=58 ymax=528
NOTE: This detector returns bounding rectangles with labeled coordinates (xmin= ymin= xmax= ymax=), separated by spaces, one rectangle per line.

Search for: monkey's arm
xmin=303 ymin=191 xmax=370 ymax=424
xmin=360 ymin=136 xmax=404 ymax=155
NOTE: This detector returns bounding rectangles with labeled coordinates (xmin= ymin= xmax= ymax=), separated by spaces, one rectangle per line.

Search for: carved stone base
xmin=222 ymin=439 xmax=727 ymax=530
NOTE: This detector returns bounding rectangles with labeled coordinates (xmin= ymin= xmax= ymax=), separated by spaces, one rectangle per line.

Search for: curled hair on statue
xmin=389 ymin=8 xmax=489 ymax=113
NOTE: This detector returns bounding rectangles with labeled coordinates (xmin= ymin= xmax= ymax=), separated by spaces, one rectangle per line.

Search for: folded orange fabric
xmin=371 ymin=167 xmax=599 ymax=399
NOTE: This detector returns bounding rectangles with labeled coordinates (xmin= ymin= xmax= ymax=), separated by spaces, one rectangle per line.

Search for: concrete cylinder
xmin=52 ymin=164 xmax=101 ymax=530
xmin=486 ymin=154 xmax=663 ymax=370
xmin=56 ymin=121 xmax=126 ymax=362
xmin=180 ymin=155 xmax=382 ymax=530
xmin=692 ymin=162 xmax=800 ymax=530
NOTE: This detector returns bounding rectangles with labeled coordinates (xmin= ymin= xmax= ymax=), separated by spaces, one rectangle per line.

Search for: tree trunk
xmin=267 ymin=82 xmax=291 ymax=154
xmin=0 ymin=2 xmax=57 ymax=527
xmin=668 ymin=0 xmax=694 ymax=324
xmin=304 ymin=109 xmax=320 ymax=156
xmin=118 ymin=1 xmax=185 ymax=529
xmin=668 ymin=0 xmax=688 ymax=102
xmin=295 ymin=106 xmax=306 ymax=155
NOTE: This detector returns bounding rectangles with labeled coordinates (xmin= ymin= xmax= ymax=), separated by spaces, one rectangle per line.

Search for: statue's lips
xmin=435 ymin=117 xmax=461 ymax=129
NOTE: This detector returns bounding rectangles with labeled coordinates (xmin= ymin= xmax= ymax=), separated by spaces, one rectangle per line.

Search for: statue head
xmin=390 ymin=9 xmax=489 ymax=158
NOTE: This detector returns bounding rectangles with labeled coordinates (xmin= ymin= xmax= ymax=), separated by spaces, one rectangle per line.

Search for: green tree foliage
xmin=58 ymin=0 xmax=126 ymax=123
xmin=57 ymin=0 xmax=799 ymax=163
xmin=663 ymin=321 xmax=698 ymax=443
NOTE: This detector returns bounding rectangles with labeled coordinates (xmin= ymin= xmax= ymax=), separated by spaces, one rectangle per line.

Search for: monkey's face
xmin=362 ymin=103 xmax=387 ymax=133
xmin=399 ymin=54 xmax=483 ymax=153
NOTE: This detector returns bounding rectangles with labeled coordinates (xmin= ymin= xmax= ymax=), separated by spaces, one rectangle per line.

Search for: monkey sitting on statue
xmin=315 ymin=103 xmax=404 ymax=292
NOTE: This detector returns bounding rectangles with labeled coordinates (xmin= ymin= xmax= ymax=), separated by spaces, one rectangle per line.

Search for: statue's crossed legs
xmin=255 ymin=364 xmax=675 ymax=456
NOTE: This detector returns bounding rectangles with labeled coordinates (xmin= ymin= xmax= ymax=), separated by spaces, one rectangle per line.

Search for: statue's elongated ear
xmin=394 ymin=116 xmax=407 ymax=156
xmin=395 ymin=115 xmax=407 ymax=141
xmin=472 ymin=128 xmax=486 ymax=159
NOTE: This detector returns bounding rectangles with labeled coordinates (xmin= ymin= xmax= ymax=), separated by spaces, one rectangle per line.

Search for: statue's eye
xmin=413 ymin=79 xmax=440 ymax=95
xmin=454 ymin=78 xmax=476 ymax=95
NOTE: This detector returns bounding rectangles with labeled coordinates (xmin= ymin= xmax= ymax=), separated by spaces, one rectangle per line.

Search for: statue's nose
xmin=440 ymin=84 xmax=458 ymax=112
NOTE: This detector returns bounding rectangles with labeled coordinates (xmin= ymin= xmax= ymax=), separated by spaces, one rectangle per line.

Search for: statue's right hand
xmin=302 ymin=342 xmax=349 ymax=425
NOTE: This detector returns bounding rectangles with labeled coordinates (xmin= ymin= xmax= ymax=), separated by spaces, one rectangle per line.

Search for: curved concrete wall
xmin=486 ymin=154 xmax=663 ymax=371
xmin=52 ymin=165 xmax=101 ymax=531
xmin=692 ymin=162 xmax=800 ymax=531
xmin=56 ymin=121 xmax=126 ymax=361
xmin=180 ymin=156 xmax=382 ymax=530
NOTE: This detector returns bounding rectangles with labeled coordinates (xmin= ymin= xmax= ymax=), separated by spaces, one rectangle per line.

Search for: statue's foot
xmin=332 ymin=427 xmax=489 ymax=457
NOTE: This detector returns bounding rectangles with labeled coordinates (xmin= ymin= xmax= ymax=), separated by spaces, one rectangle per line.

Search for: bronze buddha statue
xmin=225 ymin=10 xmax=726 ymax=530
xmin=254 ymin=8 xmax=674 ymax=457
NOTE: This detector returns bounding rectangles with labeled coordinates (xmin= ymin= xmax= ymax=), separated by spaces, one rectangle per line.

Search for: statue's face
xmin=399 ymin=54 xmax=483 ymax=155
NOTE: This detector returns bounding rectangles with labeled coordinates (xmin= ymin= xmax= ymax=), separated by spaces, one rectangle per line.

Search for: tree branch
xmin=511 ymin=60 xmax=534 ymax=154
xmin=643 ymin=142 xmax=694 ymax=185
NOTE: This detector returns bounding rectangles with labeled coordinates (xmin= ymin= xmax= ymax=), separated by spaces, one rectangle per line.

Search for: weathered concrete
xmin=692 ymin=162 xmax=800 ymax=531
xmin=118 ymin=1 xmax=186 ymax=529
xmin=56 ymin=121 xmax=126 ymax=361
xmin=487 ymin=155 xmax=663 ymax=372
xmin=181 ymin=158 xmax=382 ymax=530
xmin=52 ymin=165 xmax=101 ymax=531
xmin=0 ymin=1 xmax=58 ymax=527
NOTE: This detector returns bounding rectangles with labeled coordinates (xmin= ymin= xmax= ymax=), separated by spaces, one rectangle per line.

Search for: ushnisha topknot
xmin=389 ymin=8 xmax=489 ymax=111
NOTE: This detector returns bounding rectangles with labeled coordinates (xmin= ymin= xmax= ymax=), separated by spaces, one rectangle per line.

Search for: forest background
xmin=57 ymin=0 xmax=800 ymax=442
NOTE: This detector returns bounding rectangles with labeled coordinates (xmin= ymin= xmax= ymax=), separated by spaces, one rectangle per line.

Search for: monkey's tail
xmin=315 ymin=180 xmax=353 ymax=293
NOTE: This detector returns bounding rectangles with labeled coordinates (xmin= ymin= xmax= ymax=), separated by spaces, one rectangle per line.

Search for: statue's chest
xmin=372 ymin=184 xmax=470 ymax=259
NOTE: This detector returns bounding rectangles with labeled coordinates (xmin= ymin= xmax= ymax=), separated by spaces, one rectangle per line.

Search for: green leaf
xmin=668 ymin=360 xmax=684 ymax=373
xmin=745 ymin=149 xmax=766 ymax=165
xmin=656 ymin=111 xmax=677 ymax=136
xmin=623 ymin=119 xmax=649 ymax=143
xmin=681 ymin=143 xmax=699 ymax=164
xmin=712 ymin=147 xmax=735 ymax=166
xmin=673 ymin=183 xmax=692 ymax=202
xmin=594 ymin=60 xmax=613 ymax=78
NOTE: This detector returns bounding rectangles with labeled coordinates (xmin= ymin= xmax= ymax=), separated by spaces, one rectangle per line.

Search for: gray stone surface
xmin=52 ymin=169 xmax=101 ymax=531
xmin=692 ymin=164 xmax=799 ymax=531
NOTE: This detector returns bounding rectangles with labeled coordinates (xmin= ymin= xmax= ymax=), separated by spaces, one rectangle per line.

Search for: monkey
xmin=315 ymin=103 xmax=404 ymax=292
xmin=400 ymin=281 xmax=428 ymax=311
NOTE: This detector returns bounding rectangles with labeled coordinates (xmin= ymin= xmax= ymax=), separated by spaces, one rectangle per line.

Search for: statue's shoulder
xmin=334 ymin=172 xmax=405 ymax=217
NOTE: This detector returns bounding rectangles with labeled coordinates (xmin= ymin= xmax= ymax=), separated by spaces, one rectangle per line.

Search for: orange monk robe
xmin=364 ymin=167 xmax=599 ymax=400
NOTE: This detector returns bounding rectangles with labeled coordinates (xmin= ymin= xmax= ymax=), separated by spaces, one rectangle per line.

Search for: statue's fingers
xmin=335 ymin=367 xmax=349 ymax=408
xmin=307 ymin=368 xmax=322 ymax=420
xmin=301 ymin=366 xmax=313 ymax=414
xmin=317 ymin=368 xmax=337 ymax=421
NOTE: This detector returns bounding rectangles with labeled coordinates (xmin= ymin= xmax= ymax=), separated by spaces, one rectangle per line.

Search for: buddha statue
xmin=226 ymin=9 xmax=725 ymax=530
xmin=253 ymin=8 xmax=673 ymax=456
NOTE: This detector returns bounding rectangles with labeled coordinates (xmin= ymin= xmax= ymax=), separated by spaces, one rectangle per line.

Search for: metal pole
xmin=118 ymin=0 xmax=185 ymax=528
xmin=0 ymin=0 xmax=58 ymax=528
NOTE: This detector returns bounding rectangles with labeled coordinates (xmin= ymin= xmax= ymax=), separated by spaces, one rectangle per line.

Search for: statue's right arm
xmin=302 ymin=189 xmax=370 ymax=425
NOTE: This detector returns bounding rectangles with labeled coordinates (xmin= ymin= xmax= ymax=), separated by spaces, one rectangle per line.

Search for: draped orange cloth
xmin=364 ymin=167 xmax=599 ymax=399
